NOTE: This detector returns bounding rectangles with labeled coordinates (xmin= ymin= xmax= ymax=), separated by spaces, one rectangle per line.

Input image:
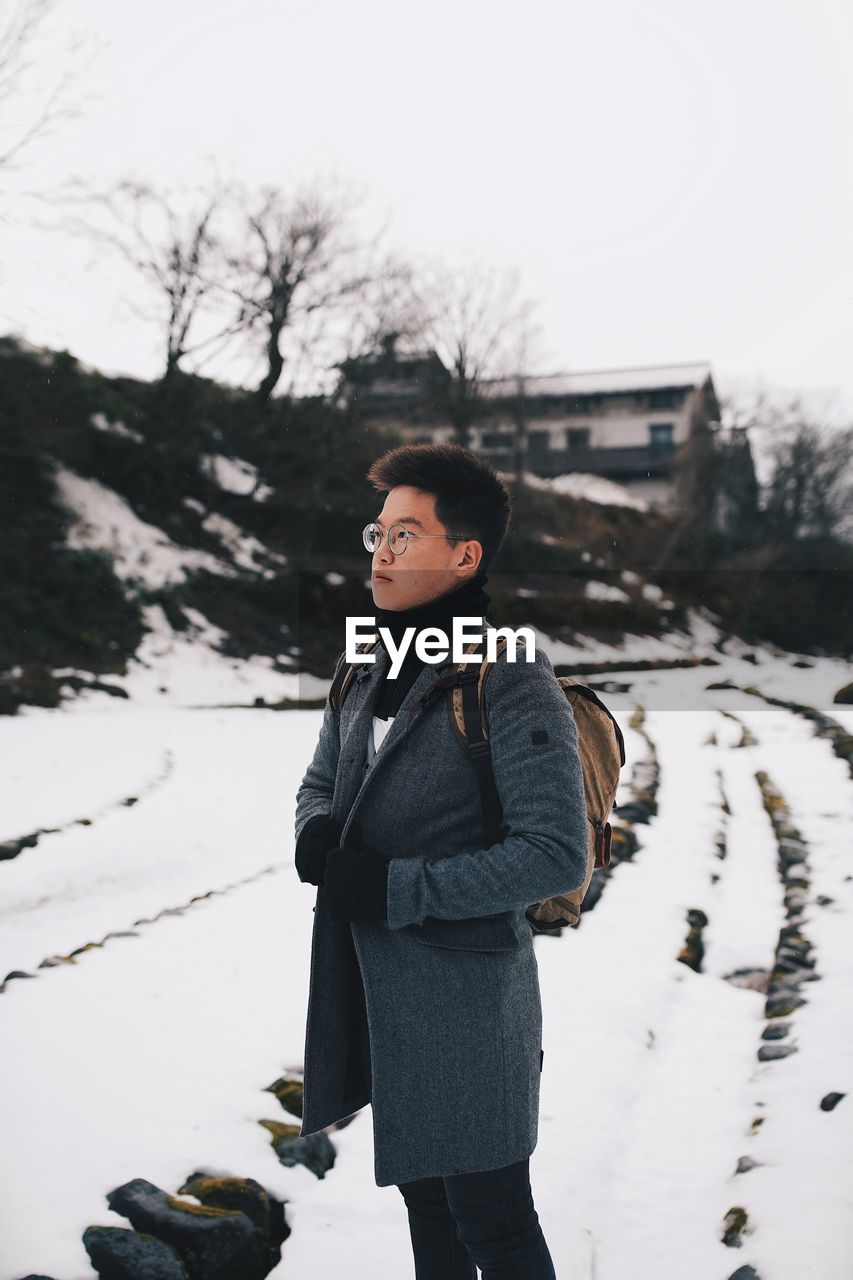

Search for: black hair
xmin=365 ymin=442 xmax=512 ymax=571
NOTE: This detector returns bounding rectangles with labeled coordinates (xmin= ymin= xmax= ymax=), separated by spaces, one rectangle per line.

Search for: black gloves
xmin=298 ymin=816 xmax=394 ymax=924
xmin=323 ymin=845 xmax=395 ymax=923
xmin=295 ymin=814 xmax=343 ymax=886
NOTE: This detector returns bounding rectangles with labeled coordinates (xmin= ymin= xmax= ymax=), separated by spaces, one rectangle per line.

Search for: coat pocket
xmin=407 ymin=912 xmax=520 ymax=952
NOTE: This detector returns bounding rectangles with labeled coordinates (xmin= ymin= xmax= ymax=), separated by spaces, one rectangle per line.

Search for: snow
xmin=201 ymin=453 xmax=274 ymax=501
xmin=199 ymin=510 xmax=288 ymax=577
xmin=89 ymin=604 xmax=329 ymax=708
xmin=584 ymin=579 xmax=632 ymax=603
xmin=55 ymin=464 xmax=286 ymax=592
xmin=483 ymin=361 xmax=712 ymax=399
xmin=1 ymin=631 xmax=852 ymax=1278
xmin=55 ymin=466 xmax=236 ymax=589
xmin=90 ymin=412 xmax=144 ymax=444
xmin=516 ymin=468 xmax=649 ymax=509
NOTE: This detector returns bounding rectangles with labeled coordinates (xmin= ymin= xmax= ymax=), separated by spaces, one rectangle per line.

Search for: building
xmin=340 ymin=344 xmax=724 ymax=514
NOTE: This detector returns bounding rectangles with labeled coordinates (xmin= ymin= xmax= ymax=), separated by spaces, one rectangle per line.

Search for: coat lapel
xmin=341 ymin=642 xmax=457 ymax=835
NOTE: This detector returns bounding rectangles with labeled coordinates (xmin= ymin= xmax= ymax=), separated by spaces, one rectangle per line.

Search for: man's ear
xmin=459 ymin=539 xmax=483 ymax=571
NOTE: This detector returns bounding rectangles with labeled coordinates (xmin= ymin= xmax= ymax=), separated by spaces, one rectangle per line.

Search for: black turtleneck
xmin=372 ymin=570 xmax=493 ymax=719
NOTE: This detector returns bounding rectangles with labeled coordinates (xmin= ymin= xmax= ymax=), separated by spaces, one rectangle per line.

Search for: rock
xmin=833 ymin=681 xmax=853 ymax=704
xmin=259 ymin=1122 xmax=336 ymax=1179
xmin=765 ymin=992 xmax=806 ymax=1017
xmin=579 ymin=875 xmax=606 ymax=911
xmin=778 ymin=838 xmax=807 ymax=862
xmin=723 ymin=968 xmax=770 ymax=993
xmin=83 ymin=1225 xmax=188 ymax=1278
xmin=776 ymin=946 xmax=814 ymax=969
xmin=735 ymin=1155 xmax=762 ymax=1174
xmin=820 ymin=1092 xmax=846 ymax=1112
xmin=727 ymin=1267 xmax=761 ymax=1279
xmin=178 ymin=1174 xmax=289 ymax=1260
xmin=611 ymin=800 xmax=652 ymax=825
xmin=105 ymin=1178 xmax=262 ymax=1280
xmin=758 ymin=1043 xmax=798 ymax=1061
xmin=783 ymin=888 xmax=809 ymax=913
xmin=677 ymin=911 xmax=707 ymax=972
xmin=609 ymin=825 xmax=639 ymax=860
xmin=761 ymin=1021 xmax=790 ymax=1040
xmin=266 ymin=1078 xmax=304 ymax=1120
xmin=721 ymin=1205 xmax=749 ymax=1247
xmin=815 ymin=895 xmax=835 ymax=907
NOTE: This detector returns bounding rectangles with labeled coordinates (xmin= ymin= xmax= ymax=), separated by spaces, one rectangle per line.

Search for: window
xmin=647 ymin=389 xmax=681 ymax=410
xmin=567 ymin=428 xmax=590 ymax=450
xmin=481 ymin=431 xmax=513 ymax=449
xmin=527 ymin=430 xmax=550 ymax=451
xmin=565 ymin=396 xmax=593 ymax=414
xmin=649 ymin=422 xmax=674 ymax=447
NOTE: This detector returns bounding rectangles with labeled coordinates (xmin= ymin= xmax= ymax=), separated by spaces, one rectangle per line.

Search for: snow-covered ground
xmin=1 ymin=632 xmax=851 ymax=1278
xmin=512 ymin=469 xmax=649 ymax=510
xmin=55 ymin=464 xmax=285 ymax=589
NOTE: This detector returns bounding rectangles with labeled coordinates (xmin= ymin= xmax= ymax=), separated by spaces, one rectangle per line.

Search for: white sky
xmin=3 ymin=0 xmax=852 ymax=414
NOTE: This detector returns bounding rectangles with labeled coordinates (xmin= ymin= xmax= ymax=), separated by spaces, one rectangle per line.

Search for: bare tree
xmin=61 ymin=177 xmax=240 ymax=386
xmin=0 ymin=0 xmax=93 ymax=173
xmin=335 ymin=257 xmax=426 ymax=370
xmin=410 ymin=261 xmax=539 ymax=446
xmin=760 ymin=404 xmax=853 ymax=543
xmin=222 ymin=180 xmax=383 ymax=404
xmin=719 ymin=390 xmax=852 ymax=543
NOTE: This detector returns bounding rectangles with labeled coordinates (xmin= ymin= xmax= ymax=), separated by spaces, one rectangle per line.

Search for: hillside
xmin=2 ymin=334 xmax=850 ymax=716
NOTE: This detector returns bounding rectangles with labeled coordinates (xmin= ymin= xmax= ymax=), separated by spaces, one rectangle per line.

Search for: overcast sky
xmin=3 ymin=0 xmax=852 ymax=415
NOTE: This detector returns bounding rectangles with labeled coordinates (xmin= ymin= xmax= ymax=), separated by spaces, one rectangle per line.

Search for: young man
xmin=294 ymin=443 xmax=588 ymax=1279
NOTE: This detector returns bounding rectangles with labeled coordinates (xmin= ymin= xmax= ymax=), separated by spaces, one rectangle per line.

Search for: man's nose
xmin=373 ymin=541 xmax=393 ymax=568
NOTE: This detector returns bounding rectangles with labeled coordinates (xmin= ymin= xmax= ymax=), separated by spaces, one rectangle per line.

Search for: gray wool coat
xmin=294 ymin=631 xmax=588 ymax=1187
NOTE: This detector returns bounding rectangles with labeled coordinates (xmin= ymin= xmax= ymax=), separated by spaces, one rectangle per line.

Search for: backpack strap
xmin=329 ymin=639 xmax=381 ymax=714
xmin=446 ymin=632 xmax=511 ymax=846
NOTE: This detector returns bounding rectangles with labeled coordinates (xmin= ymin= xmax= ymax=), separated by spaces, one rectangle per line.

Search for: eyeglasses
xmin=362 ymin=521 xmax=472 ymax=556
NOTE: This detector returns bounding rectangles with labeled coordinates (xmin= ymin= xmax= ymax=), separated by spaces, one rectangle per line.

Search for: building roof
xmin=481 ymin=361 xmax=713 ymax=398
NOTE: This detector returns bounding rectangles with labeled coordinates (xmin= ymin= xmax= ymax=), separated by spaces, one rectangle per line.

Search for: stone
xmin=178 ymin=1174 xmax=289 ymax=1260
xmin=820 ymin=1092 xmax=846 ymax=1112
xmin=105 ymin=1179 xmax=263 ymax=1280
xmin=758 ymin=1043 xmax=798 ymax=1062
xmin=83 ymin=1225 xmax=188 ymax=1278
xmin=765 ymin=992 xmax=806 ymax=1017
xmin=260 ymin=1123 xmax=337 ymax=1179
xmin=761 ymin=1021 xmax=790 ymax=1040
xmin=722 ymin=1205 xmax=749 ymax=1247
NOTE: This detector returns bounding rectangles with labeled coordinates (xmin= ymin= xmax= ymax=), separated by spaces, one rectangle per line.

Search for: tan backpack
xmin=330 ymin=631 xmax=626 ymax=931
xmin=440 ymin=634 xmax=625 ymax=931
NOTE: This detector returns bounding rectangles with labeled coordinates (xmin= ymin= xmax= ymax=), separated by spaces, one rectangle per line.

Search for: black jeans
xmin=396 ymin=1156 xmax=556 ymax=1279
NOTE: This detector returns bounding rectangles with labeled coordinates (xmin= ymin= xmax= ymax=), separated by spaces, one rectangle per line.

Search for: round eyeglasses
xmin=362 ymin=522 xmax=472 ymax=556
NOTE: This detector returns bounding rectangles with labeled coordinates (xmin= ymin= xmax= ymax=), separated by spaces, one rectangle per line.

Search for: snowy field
xmin=1 ymin=626 xmax=852 ymax=1279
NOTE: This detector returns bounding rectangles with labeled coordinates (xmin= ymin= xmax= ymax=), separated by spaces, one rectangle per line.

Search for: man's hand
xmin=295 ymin=814 xmax=343 ymax=886
xmin=323 ymin=845 xmax=394 ymax=923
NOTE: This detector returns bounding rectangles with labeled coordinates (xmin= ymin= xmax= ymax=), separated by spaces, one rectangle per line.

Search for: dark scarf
xmin=372 ymin=570 xmax=492 ymax=719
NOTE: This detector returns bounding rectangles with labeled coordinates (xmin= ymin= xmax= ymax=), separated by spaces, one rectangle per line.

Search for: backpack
xmin=329 ymin=629 xmax=626 ymax=933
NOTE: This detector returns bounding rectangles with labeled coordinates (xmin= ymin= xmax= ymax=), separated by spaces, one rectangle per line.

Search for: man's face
xmin=369 ymin=485 xmax=482 ymax=611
